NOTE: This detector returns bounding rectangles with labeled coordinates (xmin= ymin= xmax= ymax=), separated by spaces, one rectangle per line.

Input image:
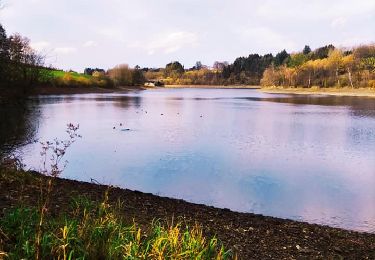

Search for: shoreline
xmin=165 ymin=85 xmax=260 ymax=89
xmin=261 ymin=86 xmax=375 ymax=98
xmin=8 ymin=85 xmax=375 ymax=98
xmin=30 ymin=85 xmax=144 ymax=95
xmin=1 ymin=169 xmax=374 ymax=259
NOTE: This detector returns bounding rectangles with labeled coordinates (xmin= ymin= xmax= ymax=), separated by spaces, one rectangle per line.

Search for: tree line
xmin=0 ymin=22 xmax=147 ymax=95
xmin=145 ymin=44 xmax=375 ymax=88
xmin=0 ymin=24 xmax=46 ymax=94
xmin=260 ymin=44 xmax=375 ymax=88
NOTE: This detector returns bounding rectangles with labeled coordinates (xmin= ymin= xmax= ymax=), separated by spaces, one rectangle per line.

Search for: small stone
xmin=334 ymin=246 xmax=343 ymax=253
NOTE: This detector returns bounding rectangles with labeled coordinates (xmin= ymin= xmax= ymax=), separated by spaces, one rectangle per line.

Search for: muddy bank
xmin=261 ymin=86 xmax=375 ymax=98
xmin=0 ymin=169 xmax=374 ymax=259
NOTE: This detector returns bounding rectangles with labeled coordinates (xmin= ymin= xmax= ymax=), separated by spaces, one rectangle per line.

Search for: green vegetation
xmin=40 ymin=69 xmax=114 ymax=88
xmin=0 ymin=192 xmax=230 ymax=259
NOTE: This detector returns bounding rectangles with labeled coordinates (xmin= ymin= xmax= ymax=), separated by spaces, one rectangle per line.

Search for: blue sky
xmin=0 ymin=0 xmax=374 ymax=72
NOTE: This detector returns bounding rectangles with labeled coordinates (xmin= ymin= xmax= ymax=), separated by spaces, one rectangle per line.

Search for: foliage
xmin=274 ymin=50 xmax=290 ymax=67
xmin=303 ymin=45 xmax=311 ymax=55
xmin=108 ymin=64 xmax=145 ymax=86
xmin=0 ymin=194 xmax=231 ymax=259
xmin=311 ymin=44 xmax=335 ymax=60
xmin=261 ymin=44 xmax=375 ymax=88
xmin=287 ymin=53 xmax=308 ymax=68
xmin=0 ymin=22 xmax=115 ymax=93
xmin=0 ymin=26 xmax=45 ymax=93
xmin=164 ymin=61 xmax=184 ymax=77
xmin=84 ymin=67 xmax=105 ymax=76
xmin=215 ymin=54 xmax=273 ymax=85
xmin=42 ymin=69 xmax=114 ymax=88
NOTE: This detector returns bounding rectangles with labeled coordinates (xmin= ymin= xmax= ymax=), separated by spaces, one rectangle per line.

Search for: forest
xmin=145 ymin=44 xmax=375 ymax=88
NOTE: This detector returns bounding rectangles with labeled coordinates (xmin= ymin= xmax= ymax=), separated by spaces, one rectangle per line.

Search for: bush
xmin=368 ymin=80 xmax=375 ymax=89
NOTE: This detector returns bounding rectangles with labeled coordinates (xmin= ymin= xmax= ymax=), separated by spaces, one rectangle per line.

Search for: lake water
xmin=3 ymin=88 xmax=375 ymax=232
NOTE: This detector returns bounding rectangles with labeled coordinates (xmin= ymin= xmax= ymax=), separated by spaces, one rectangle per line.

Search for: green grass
xmin=48 ymin=70 xmax=92 ymax=80
xmin=36 ymin=69 xmax=114 ymax=88
xmin=0 ymin=192 xmax=231 ymax=259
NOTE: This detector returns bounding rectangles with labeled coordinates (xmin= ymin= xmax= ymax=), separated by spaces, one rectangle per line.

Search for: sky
xmin=0 ymin=0 xmax=374 ymax=72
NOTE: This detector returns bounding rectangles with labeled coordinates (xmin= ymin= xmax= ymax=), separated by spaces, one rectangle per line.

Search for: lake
xmin=2 ymin=88 xmax=375 ymax=232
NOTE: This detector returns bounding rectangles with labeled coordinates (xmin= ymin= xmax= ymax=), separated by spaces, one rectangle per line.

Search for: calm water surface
xmin=10 ymin=88 xmax=375 ymax=232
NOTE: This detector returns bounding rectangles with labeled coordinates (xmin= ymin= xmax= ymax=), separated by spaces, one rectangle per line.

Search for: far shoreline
xmin=5 ymin=85 xmax=375 ymax=98
xmin=165 ymin=84 xmax=260 ymax=89
xmin=260 ymin=86 xmax=375 ymax=98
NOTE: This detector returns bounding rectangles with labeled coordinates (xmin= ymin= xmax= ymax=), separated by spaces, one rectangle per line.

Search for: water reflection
xmin=6 ymin=89 xmax=375 ymax=233
xmin=0 ymin=98 xmax=40 ymax=157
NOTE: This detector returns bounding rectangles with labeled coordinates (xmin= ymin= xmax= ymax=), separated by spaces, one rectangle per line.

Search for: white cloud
xmin=53 ymin=47 xmax=77 ymax=54
xmin=339 ymin=37 xmax=374 ymax=47
xmin=236 ymin=27 xmax=296 ymax=53
xmin=97 ymin=27 xmax=125 ymax=41
xmin=83 ymin=40 xmax=97 ymax=47
xmin=331 ymin=17 xmax=347 ymax=28
xmin=256 ymin=0 xmax=375 ymax=20
xmin=30 ymin=41 xmax=50 ymax=51
xmin=130 ymin=31 xmax=198 ymax=55
xmin=1 ymin=0 xmax=373 ymax=71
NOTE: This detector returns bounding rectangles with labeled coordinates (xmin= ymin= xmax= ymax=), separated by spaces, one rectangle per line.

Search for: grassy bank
xmin=39 ymin=69 xmax=114 ymax=88
xmin=1 ymin=169 xmax=374 ymax=259
xmin=261 ymin=86 xmax=375 ymax=98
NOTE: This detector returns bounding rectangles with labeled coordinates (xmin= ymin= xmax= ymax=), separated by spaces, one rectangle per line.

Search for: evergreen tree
xmin=165 ymin=61 xmax=184 ymax=76
xmin=312 ymin=44 xmax=335 ymax=59
xmin=274 ymin=50 xmax=290 ymax=66
xmin=303 ymin=45 xmax=312 ymax=55
xmin=0 ymin=24 xmax=10 ymax=82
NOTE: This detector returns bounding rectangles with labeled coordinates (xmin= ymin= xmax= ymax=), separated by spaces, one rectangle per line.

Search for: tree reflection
xmin=0 ymin=98 xmax=40 ymax=158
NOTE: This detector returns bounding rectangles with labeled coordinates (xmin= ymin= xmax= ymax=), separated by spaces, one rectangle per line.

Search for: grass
xmin=0 ymin=189 xmax=231 ymax=259
xmin=37 ymin=69 xmax=114 ymax=88
xmin=48 ymin=70 xmax=92 ymax=80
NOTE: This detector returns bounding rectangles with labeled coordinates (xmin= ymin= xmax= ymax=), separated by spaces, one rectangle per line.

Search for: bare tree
xmin=8 ymin=33 xmax=45 ymax=87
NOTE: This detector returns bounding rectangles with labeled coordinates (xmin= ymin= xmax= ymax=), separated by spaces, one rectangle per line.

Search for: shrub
xmin=368 ymin=80 xmax=375 ymax=89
